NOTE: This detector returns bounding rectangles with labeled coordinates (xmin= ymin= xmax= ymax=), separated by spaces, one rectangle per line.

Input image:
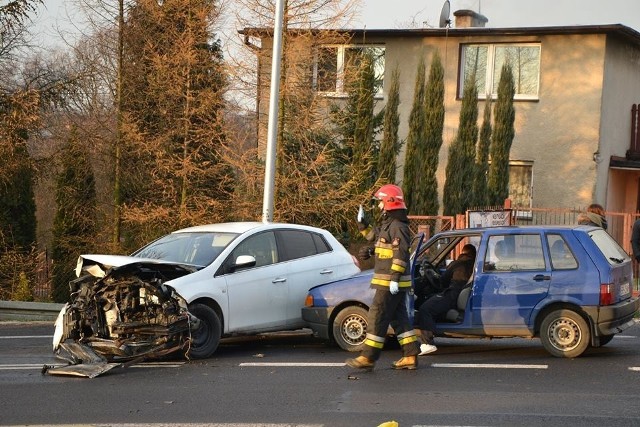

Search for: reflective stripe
xmin=391 ymin=263 xmax=405 ymax=273
xmin=397 ymin=330 xmax=417 ymax=339
xmin=376 ymin=247 xmax=393 ymax=259
xmin=365 ymin=339 xmax=385 ymax=349
xmin=366 ymin=333 xmax=386 ymax=343
xmin=364 ymin=333 xmax=385 ymax=349
xmin=397 ymin=330 xmax=418 ymax=346
xmin=398 ymin=335 xmax=418 ymax=345
xmin=393 ymin=259 xmax=408 ymax=268
xmin=371 ymin=276 xmax=411 ymax=287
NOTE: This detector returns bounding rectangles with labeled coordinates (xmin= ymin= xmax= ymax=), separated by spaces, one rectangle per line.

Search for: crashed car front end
xmin=47 ymin=256 xmax=198 ymax=377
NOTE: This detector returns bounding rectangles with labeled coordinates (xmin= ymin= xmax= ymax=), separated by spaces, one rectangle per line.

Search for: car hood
xmin=76 ymin=254 xmax=198 ymax=279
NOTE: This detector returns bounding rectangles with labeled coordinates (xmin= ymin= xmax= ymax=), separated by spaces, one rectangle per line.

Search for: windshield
xmin=133 ymin=232 xmax=239 ymax=266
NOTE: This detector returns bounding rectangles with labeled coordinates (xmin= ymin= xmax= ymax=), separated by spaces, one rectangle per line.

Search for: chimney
xmin=453 ymin=9 xmax=488 ymax=28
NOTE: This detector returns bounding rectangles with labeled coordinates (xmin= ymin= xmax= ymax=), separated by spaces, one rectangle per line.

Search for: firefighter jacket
xmin=360 ymin=209 xmax=412 ymax=291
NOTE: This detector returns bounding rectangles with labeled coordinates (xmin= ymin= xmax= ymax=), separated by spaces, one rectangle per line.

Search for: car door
xmin=472 ymin=232 xmax=551 ymax=331
xmin=275 ymin=229 xmax=337 ymax=328
xmin=224 ymin=231 xmax=288 ymax=332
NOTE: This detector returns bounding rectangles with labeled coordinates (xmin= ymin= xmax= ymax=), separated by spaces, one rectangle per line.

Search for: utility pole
xmin=262 ymin=0 xmax=286 ymax=223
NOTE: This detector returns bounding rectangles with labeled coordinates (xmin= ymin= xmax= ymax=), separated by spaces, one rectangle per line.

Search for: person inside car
xmin=417 ymin=243 xmax=477 ymax=355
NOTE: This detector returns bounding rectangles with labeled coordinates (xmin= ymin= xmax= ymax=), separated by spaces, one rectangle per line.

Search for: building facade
xmin=242 ymin=10 xmax=640 ymax=215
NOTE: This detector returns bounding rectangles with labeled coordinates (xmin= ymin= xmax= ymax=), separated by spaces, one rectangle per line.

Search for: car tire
xmin=332 ymin=306 xmax=368 ymax=352
xmin=592 ymin=334 xmax=615 ymax=347
xmin=188 ymin=303 xmax=222 ymax=359
xmin=540 ymin=309 xmax=590 ymax=358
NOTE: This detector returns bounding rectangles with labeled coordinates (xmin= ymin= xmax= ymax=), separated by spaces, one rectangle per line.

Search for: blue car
xmin=302 ymin=225 xmax=639 ymax=358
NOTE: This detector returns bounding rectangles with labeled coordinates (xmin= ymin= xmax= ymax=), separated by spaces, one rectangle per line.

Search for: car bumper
xmin=583 ymin=296 xmax=640 ymax=336
xmin=301 ymin=307 xmax=334 ymax=340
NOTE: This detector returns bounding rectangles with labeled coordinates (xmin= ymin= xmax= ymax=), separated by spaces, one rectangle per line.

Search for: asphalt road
xmin=1 ymin=321 xmax=640 ymax=427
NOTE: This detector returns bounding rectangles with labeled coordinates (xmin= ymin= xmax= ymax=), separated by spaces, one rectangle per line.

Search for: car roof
xmin=172 ymin=221 xmax=328 ymax=234
xmin=434 ymin=224 xmax=596 ymax=236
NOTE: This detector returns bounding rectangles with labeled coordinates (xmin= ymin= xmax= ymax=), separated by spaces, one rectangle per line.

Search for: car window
xmin=230 ymin=231 xmax=278 ymax=268
xmin=547 ymin=234 xmax=578 ymax=270
xmin=484 ymin=234 xmax=545 ymax=271
xmin=418 ymin=234 xmax=480 ymax=269
xmin=276 ymin=230 xmax=325 ymax=261
xmin=134 ymin=232 xmax=238 ymax=265
xmin=588 ymin=228 xmax=631 ymax=265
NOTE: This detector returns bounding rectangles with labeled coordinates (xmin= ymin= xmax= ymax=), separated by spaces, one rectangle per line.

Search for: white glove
xmin=389 ymin=281 xmax=399 ymax=295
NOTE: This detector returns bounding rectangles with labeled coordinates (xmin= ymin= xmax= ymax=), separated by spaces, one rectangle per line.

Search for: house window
xmin=509 ymin=161 xmax=533 ymax=210
xmin=460 ymin=43 xmax=541 ymax=100
xmin=314 ymin=45 xmax=385 ymax=97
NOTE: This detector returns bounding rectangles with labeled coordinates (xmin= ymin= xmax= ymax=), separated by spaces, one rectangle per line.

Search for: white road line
xmin=240 ymin=362 xmax=345 ymax=367
xmin=0 ymin=364 xmax=65 ymax=370
xmin=431 ymin=363 xmax=548 ymax=369
xmin=8 ymin=424 xmax=324 ymax=427
xmin=0 ymin=361 xmax=185 ymax=371
xmin=628 ymin=367 xmax=640 ymax=371
xmin=239 ymin=362 xmax=549 ymax=369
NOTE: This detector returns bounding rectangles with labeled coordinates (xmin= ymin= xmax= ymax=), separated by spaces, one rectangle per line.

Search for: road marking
xmin=0 ymin=361 xmax=185 ymax=371
xmin=10 ymin=424 xmax=324 ymax=427
xmin=431 ymin=363 xmax=548 ymax=369
xmin=239 ymin=362 xmax=549 ymax=369
xmin=0 ymin=364 xmax=65 ymax=370
xmin=240 ymin=362 xmax=345 ymax=367
xmin=0 ymin=335 xmax=51 ymax=339
xmin=628 ymin=367 xmax=640 ymax=371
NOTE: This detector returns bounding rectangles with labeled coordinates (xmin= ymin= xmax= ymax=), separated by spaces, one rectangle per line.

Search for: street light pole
xmin=262 ymin=0 xmax=286 ymax=223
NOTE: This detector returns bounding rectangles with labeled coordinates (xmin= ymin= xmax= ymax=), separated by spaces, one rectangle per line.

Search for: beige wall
xmin=254 ymin=30 xmax=640 ymax=212
xmin=601 ymin=36 xmax=640 ymax=212
xmin=381 ymin=33 xmax=608 ymax=210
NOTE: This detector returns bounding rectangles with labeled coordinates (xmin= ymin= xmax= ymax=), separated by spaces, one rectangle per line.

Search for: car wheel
xmin=188 ymin=303 xmax=222 ymax=359
xmin=592 ymin=334 xmax=614 ymax=347
xmin=540 ymin=309 xmax=590 ymax=358
xmin=332 ymin=306 xmax=368 ymax=352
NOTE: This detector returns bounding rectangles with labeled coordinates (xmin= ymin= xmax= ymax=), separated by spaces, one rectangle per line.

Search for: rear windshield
xmin=588 ymin=229 xmax=630 ymax=265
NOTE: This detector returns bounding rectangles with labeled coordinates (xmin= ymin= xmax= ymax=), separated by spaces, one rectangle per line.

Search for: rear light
xmin=600 ymin=283 xmax=614 ymax=306
xmin=304 ymin=294 xmax=314 ymax=307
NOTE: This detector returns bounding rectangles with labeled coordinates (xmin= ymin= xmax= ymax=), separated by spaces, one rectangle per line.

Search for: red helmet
xmin=374 ymin=184 xmax=407 ymax=211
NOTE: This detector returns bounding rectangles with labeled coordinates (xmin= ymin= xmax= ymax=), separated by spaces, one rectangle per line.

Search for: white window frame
xmin=460 ymin=43 xmax=541 ymax=100
xmin=313 ymin=44 xmax=385 ymax=98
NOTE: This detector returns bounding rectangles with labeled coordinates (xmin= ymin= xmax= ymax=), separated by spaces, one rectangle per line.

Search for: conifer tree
xmin=402 ymin=56 xmax=427 ymax=213
xmin=378 ymin=67 xmax=401 ymax=184
xmin=51 ymin=129 xmax=97 ymax=303
xmin=119 ymin=0 xmax=229 ymax=249
xmin=330 ymin=49 xmax=379 ymax=194
xmin=488 ymin=63 xmax=516 ymax=206
xmin=443 ymin=72 xmax=478 ymax=216
xmin=422 ymin=52 xmax=445 ymax=215
xmin=0 ymin=134 xmax=36 ymax=250
xmin=473 ymin=97 xmax=492 ymax=207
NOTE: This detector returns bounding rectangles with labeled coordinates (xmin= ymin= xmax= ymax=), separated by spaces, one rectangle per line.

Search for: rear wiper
xmin=609 ymin=257 xmax=623 ymax=263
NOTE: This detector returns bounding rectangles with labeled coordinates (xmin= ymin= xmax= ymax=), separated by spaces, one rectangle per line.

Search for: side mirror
xmin=231 ymin=255 xmax=256 ymax=272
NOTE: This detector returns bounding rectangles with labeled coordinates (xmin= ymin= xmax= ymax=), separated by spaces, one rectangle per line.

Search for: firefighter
xmin=345 ymin=184 xmax=420 ymax=371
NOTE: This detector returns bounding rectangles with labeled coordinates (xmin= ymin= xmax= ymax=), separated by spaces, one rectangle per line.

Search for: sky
xmin=34 ymin=0 xmax=640 ymax=47
xmin=354 ymin=0 xmax=640 ymax=31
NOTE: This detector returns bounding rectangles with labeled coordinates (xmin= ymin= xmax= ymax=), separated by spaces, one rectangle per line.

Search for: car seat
xmin=445 ymin=278 xmax=473 ymax=322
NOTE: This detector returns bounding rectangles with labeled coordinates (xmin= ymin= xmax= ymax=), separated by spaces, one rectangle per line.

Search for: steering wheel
xmin=419 ymin=259 xmax=440 ymax=289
